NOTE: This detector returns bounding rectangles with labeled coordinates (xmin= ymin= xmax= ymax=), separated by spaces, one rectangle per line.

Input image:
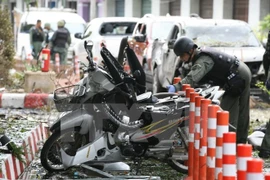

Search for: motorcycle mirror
xmin=84 ymin=40 xmax=95 ymax=68
xmin=168 ymin=39 xmax=175 ymax=49
xmin=84 ymin=40 xmax=93 ymax=51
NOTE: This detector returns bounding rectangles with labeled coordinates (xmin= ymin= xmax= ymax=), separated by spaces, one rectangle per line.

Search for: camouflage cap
xmin=44 ymin=23 xmax=50 ymax=28
xmin=57 ymin=20 xmax=65 ymax=27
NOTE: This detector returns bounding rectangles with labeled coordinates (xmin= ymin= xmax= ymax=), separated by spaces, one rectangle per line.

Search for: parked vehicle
xmin=40 ymin=40 xmax=225 ymax=175
xmin=73 ymin=17 xmax=139 ymax=65
xmin=16 ymin=7 xmax=86 ymax=61
xmin=152 ymin=18 xmax=266 ymax=93
xmin=128 ymin=14 xmax=193 ymax=91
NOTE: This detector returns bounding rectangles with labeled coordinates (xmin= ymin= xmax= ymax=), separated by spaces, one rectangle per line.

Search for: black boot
xmin=259 ymin=120 xmax=270 ymax=158
xmin=259 ymin=149 xmax=270 ymax=159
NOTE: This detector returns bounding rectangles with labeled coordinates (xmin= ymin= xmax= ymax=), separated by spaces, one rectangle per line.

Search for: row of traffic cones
xmin=176 ymin=81 xmax=270 ymax=180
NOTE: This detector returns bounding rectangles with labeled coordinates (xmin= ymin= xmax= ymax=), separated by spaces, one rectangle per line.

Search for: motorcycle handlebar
xmin=84 ymin=40 xmax=95 ymax=70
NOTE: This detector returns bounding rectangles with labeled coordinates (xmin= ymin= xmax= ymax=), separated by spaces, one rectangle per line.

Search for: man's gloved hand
xmin=167 ymin=85 xmax=176 ymax=93
xmin=266 ymin=80 xmax=270 ymax=91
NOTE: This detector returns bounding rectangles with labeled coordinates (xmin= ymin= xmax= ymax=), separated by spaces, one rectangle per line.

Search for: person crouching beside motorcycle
xmin=167 ymin=37 xmax=252 ymax=144
xmin=259 ymin=30 xmax=270 ymax=158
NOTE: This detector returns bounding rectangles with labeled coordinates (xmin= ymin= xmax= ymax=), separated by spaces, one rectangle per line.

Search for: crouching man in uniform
xmin=259 ymin=30 xmax=270 ymax=158
xmin=167 ymin=37 xmax=252 ymax=144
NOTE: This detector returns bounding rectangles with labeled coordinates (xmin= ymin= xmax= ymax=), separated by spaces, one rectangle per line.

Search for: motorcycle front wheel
xmin=168 ymin=126 xmax=189 ymax=174
xmin=40 ymin=128 xmax=90 ymax=172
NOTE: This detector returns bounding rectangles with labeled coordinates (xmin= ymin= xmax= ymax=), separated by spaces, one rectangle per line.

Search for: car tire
xmin=153 ymin=66 xmax=165 ymax=93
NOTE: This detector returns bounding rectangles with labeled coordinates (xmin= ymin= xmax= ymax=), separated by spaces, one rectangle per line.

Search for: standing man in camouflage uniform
xmin=50 ymin=20 xmax=71 ymax=65
xmin=30 ymin=20 xmax=44 ymax=59
xmin=259 ymin=30 xmax=270 ymax=158
xmin=43 ymin=23 xmax=53 ymax=45
xmin=167 ymin=37 xmax=252 ymax=144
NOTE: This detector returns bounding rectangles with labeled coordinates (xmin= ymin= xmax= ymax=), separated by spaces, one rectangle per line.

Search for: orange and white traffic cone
xmin=27 ymin=53 xmax=33 ymax=63
xmin=182 ymin=84 xmax=191 ymax=92
xmin=206 ymin=104 xmax=220 ymax=180
xmin=246 ymin=158 xmax=264 ymax=180
xmin=265 ymin=173 xmax=270 ymax=180
xmin=237 ymin=144 xmax=252 ymax=180
xmin=215 ymin=111 xmax=229 ymax=180
xmin=193 ymin=96 xmax=203 ymax=180
xmin=74 ymin=55 xmax=80 ymax=82
xmin=222 ymin=132 xmax=236 ymax=180
xmin=199 ymin=99 xmax=212 ymax=180
xmin=173 ymin=77 xmax=181 ymax=84
xmin=187 ymin=92 xmax=199 ymax=178
xmin=185 ymin=88 xmax=194 ymax=102
xmin=55 ymin=53 xmax=60 ymax=73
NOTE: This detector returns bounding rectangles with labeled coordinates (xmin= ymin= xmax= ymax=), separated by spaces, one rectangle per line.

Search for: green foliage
xmin=257 ymin=14 xmax=270 ymax=41
xmin=256 ymin=81 xmax=270 ymax=95
xmin=8 ymin=142 xmax=26 ymax=164
xmin=260 ymin=14 xmax=270 ymax=32
xmin=24 ymin=61 xmax=41 ymax=72
xmin=0 ymin=5 xmax=15 ymax=86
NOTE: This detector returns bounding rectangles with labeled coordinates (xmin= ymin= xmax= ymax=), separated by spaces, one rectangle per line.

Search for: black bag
xmin=224 ymin=74 xmax=246 ymax=96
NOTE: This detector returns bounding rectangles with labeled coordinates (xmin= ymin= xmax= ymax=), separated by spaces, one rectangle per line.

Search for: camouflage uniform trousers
xmin=51 ymin=46 xmax=68 ymax=65
xmin=261 ymin=58 xmax=270 ymax=151
xmin=220 ymin=61 xmax=252 ymax=144
xmin=260 ymin=30 xmax=270 ymax=151
xmin=32 ymin=41 xmax=43 ymax=60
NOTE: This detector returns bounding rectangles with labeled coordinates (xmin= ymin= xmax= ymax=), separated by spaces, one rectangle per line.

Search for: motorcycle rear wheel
xmin=40 ymin=128 xmax=90 ymax=172
xmin=168 ymin=126 xmax=189 ymax=174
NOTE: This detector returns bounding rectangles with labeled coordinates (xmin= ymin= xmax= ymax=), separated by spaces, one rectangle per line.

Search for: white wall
xmin=213 ymin=0 xmax=233 ymax=19
xmin=90 ymin=0 xmax=96 ymax=20
xmin=124 ymin=0 xmax=141 ymax=17
xmin=260 ymin=0 xmax=270 ymax=20
xmin=151 ymin=0 xmax=160 ymax=16
xmin=180 ymin=0 xmax=199 ymax=17
xmin=248 ymin=0 xmax=261 ymax=28
xmin=103 ymin=0 xmax=115 ymax=17
xmin=159 ymin=0 xmax=169 ymax=16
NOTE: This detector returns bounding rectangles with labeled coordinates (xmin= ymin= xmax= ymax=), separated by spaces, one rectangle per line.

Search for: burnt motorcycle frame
xmin=40 ymin=40 xmax=224 ymax=174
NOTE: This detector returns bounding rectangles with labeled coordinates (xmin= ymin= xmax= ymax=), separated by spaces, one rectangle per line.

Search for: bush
xmin=260 ymin=14 xmax=270 ymax=32
xmin=258 ymin=14 xmax=270 ymax=41
xmin=0 ymin=5 xmax=15 ymax=87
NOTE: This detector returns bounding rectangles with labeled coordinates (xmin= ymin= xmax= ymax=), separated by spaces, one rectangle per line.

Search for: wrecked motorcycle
xmin=40 ymin=40 xmax=225 ymax=174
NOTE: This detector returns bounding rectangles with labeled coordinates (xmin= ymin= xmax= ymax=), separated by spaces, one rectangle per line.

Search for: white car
xmin=16 ymin=7 xmax=86 ymax=60
xmin=152 ymin=18 xmax=266 ymax=93
xmin=73 ymin=17 xmax=139 ymax=65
